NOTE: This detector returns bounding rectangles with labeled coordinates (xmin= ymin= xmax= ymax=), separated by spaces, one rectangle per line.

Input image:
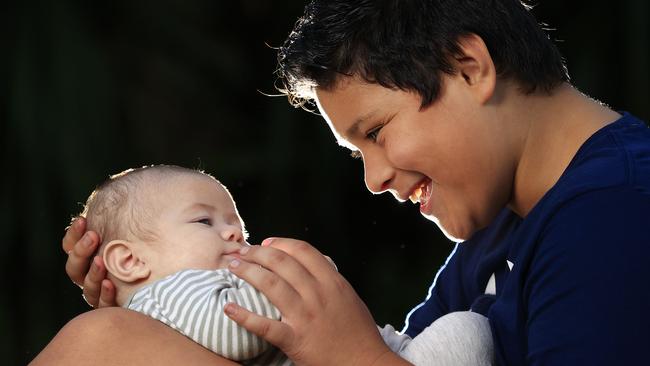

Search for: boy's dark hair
xmin=277 ymin=0 xmax=569 ymax=108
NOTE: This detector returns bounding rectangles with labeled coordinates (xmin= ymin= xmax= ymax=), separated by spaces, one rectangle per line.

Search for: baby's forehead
xmin=148 ymin=173 xmax=234 ymax=209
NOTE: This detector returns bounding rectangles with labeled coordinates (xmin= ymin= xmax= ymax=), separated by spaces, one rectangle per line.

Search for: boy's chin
xmin=423 ymin=214 xmax=473 ymax=243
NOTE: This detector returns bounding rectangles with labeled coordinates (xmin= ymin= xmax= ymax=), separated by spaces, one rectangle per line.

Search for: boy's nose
xmin=220 ymin=226 xmax=243 ymax=243
xmin=363 ymin=153 xmax=394 ymax=194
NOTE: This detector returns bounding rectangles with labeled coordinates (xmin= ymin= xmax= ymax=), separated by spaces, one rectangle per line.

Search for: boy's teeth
xmin=410 ymin=187 xmax=423 ymax=203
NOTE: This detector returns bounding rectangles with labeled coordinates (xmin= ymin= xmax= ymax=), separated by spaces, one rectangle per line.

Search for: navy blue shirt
xmin=403 ymin=113 xmax=650 ymax=365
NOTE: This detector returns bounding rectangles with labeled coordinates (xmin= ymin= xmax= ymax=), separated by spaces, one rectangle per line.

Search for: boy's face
xmin=146 ymin=174 xmax=247 ymax=279
xmin=314 ymin=75 xmax=515 ymax=241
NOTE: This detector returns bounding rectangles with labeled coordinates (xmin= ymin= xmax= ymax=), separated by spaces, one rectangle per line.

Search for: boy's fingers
xmin=81 ymin=256 xmax=106 ymax=307
xmin=323 ymin=255 xmax=337 ymax=271
xmin=262 ymin=238 xmax=337 ymax=281
xmin=65 ymin=231 xmax=100 ymax=286
xmin=228 ymin=258 xmax=303 ymax=314
xmin=238 ymin=244 xmax=320 ymax=297
xmin=62 ymin=217 xmax=86 ymax=253
xmin=97 ymin=279 xmax=117 ymax=308
xmin=225 ymin=303 xmax=294 ymax=351
xmin=62 ymin=219 xmax=111 ymax=308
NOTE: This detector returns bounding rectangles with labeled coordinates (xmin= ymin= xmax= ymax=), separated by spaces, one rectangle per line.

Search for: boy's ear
xmin=103 ymin=240 xmax=151 ymax=283
xmin=453 ymin=33 xmax=497 ymax=104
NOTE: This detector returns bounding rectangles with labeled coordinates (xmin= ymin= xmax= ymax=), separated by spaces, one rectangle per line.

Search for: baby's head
xmin=81 ymin=165 xmax=248 ymax=305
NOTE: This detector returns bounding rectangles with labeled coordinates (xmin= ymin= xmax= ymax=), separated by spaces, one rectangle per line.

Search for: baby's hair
xmin=80 ymin=165 xmax=215 ymax=252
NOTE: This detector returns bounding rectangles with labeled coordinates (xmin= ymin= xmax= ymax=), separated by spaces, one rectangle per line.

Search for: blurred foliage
xmin=1 ymin=0 xmax=647 ymax=364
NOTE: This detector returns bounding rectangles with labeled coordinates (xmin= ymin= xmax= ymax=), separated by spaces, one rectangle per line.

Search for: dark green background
xmin=1 ymin=1 xmax=648 ymax=364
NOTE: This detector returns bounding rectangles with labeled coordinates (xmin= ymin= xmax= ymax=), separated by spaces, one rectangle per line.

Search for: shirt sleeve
xmin=131 ymin=269 xmax=281 ymax=361
xmin=402 ymin=244 xmax=457 ymax=337
xmin=525 ymin=187 xmax=650 ymax=365
xmin=401 ymin=311 xmax=494 ymax=366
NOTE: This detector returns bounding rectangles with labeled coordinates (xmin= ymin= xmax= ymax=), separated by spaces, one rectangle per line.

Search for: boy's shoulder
xmin=544 ymin=112 xmax=650 ymax=212
xmin=509 ymin=111 xmax=650 ymax=270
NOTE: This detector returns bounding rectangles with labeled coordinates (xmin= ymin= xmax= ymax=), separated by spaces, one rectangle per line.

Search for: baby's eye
xmin=195 ymin=218 xmax=212 ymax=226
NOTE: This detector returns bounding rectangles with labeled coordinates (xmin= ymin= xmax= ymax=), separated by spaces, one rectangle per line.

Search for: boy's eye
xmin=365 ymin=125 xmax=383 ymax=142
xmin=195 ymin=218 xmax=212 ymax=226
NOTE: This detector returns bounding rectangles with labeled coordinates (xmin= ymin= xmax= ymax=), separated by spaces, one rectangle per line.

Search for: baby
xmin=81 ymin=164 xmax=494 ymax=366
xmin=81 ymin=165 xmax=290 ymax=365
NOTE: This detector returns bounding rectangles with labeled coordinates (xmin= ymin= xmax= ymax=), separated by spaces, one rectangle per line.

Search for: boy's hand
xmin=63 ymin=217 xmax=117 ymax=308
xmin=225 ymin=238 xmax=410 ymax=366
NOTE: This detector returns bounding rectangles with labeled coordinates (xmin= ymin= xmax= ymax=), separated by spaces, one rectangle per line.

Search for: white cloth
xmin=381 ymin=311 xmax=494 ymax=366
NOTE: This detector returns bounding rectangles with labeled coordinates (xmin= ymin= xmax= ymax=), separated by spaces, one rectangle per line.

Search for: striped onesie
xmin=125 ymin=269 xmax=293 ymax=365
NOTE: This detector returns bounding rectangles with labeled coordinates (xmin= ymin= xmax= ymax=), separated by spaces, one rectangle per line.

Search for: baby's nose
xmin=220 ymin=226 xmax=243 ymax=243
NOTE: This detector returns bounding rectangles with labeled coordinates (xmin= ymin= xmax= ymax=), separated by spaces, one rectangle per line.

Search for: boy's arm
xmin=129 ymin=269 xmax=280 ymax=361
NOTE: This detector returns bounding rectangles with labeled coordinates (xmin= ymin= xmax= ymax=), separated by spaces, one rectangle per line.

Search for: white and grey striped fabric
xmin=126 ymin=269 xmax=293 ymax=365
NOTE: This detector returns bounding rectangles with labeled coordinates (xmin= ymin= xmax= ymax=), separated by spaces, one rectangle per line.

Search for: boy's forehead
xmin=314 ymin=94 xmax=355 ymax=150
xmin=314 ymin=78 xmax=389 ymax=150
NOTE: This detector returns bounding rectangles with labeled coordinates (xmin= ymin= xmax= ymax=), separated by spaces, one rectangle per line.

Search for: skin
xmin=48 ymin=34 xmax=622 ymax=366
xmin=148 ymin=174 xmax=247 ymax=274
xmin=104 ymin=174 xmax=248 ymax=305
xmin=314 ymin=35 xmax=512 ymax=241
xmin=29 ymin=307 xmax=238 ymax=366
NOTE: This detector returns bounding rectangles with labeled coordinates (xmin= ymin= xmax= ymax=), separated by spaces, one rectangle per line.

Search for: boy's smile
xmin=314 ymin=74 xmax=517 ymax=242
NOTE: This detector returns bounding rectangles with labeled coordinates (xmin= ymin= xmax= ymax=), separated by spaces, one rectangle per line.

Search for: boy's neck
xmin=507 ymin=82 xmax=620 ymax=217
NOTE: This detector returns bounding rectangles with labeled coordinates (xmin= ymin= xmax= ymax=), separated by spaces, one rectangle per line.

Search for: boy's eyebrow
xmin=345 ymin=110 xmax=378 ymax=138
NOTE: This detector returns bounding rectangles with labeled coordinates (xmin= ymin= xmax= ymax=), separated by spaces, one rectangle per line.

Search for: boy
xmin=81 ymin=164 xmax=495 ymax=366
xmin=237 ymin=0 xmax=649 ymax=364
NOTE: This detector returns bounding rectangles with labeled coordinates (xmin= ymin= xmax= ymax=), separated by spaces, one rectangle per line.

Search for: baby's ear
xmin=103 ymin=240 xmax=151 ymax=283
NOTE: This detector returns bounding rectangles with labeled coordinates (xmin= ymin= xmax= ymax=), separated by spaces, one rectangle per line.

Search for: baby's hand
xmin=63 ymin=217 xmax=117 ymax=308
